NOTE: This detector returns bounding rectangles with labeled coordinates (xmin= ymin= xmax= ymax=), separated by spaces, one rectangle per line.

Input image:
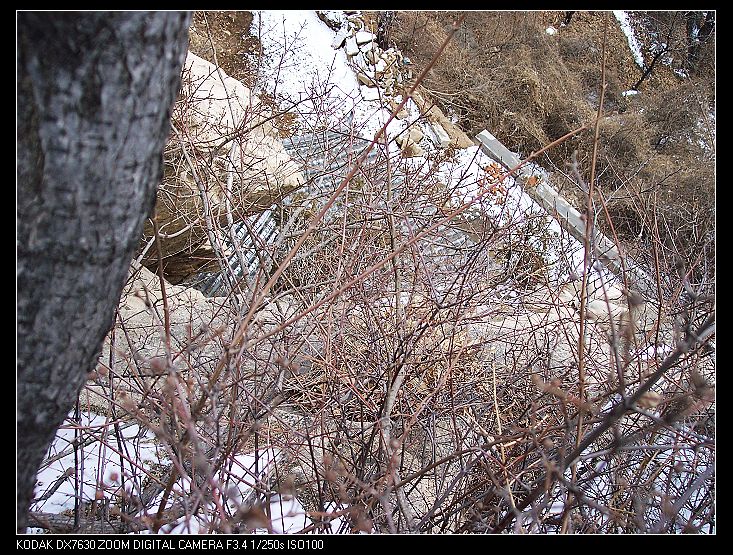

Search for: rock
xmin=346 ymin=15 xmax=364 ymax=30
xmin=389 ymin=99 xmax=409 ymax=119
xmin=381 ymin=69 xmax=396 ymax=85
xmin=408 ymin=126 xmax=424 ymax=144
xmin=345 ymin=36 xmax=360 ymax=57
xmin=426 ymin=122 xmax=451 ymax=148
xmin=357 ymin=72 xmax=376 ymax=87
xmin=397 ymin=132 xmax=425 ymax=158
xmin=585 ymin=299 xmax=625 ymax=321
xmin=355 ymin=30 xmax=375 ymax=44
xmin=410 ymin=88 xmax=475 ymax=149
xmin=331 ymin=26 xmax=349 ymax=49
xmin=351 ymin=53 xmax=370 ymax=73
xmin=397 ymin=126 xmax=424 ymax=147
xmin=316 ymin=10 xmax=345 ymax=31
xmin=559 ymin=281 xmax=581 ymax=305
xmin=359 ymin=84 xmax=380 ymax=101
xmin=381 ymin=50 xmax=397 ymax=66
xmin=140 ymin=52 xmax=305 ymax=283
xmin=595 ymin=283 xmax=625 ymax=304
xmin=94 ymin=264 xmax=234 ymax=404
xmin=359 ymin=41 xmax=375 ymax=54
xmin=364 ymin=48 xmax=378 ymax=65
xmin=401 ymin=141 xmax=424 ymax=158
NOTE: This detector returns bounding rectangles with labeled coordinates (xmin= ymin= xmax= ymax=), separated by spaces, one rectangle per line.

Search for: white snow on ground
xmin=251 ymin=10 xmax=417 ymax=157
xmin=252 ymin=10 xmax=360 ymax=129
xmin=546 ymin=26 xmax=558 ymax=36
xmin=32 ymin=413 xmax=163 ymax=515
xmin=36 ymin=413 xmax=357 ymax=534
xmin=613 ymin=11 xmax=645 ymax=69
xmin=518 ymin=393 xmax=713 ymax=533
xmin=254 ymin=498 xmax=351 ymax=534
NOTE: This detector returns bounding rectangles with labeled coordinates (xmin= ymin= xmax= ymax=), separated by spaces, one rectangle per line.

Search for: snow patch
xmin=252 ymin=11 xmax=361 ymax=128
xmin=32 ymin=413 xmax=162 ymax=515
xmin=613 ymin=11 xmax=645 ymax=69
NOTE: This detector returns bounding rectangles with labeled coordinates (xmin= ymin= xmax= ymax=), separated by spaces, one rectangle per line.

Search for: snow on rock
xmin=331 ymin=26 xmax=349 ymax=49
xmin=355 ymin=30 xmax=376 ymax=44
xmin=330 ymin=12 xmax=413 ymax=101
xmin=345 ymin=35 xmax=359 ymax=57
xmin=181 ymin=52 xmax=305 ymax=192
xmin=316 ymin=10 xmax=345 ymax=30
xmin=613 ymin=11 xmax=645 ymax=69
xmin=359 ymin=84 xmax=381 ymax=102
xmin=271 ymin=9 xmax=470 ymax=155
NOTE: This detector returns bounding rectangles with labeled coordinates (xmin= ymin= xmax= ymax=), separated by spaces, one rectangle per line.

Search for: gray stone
xmin=428 ymin=122 xmax=451 ymax=148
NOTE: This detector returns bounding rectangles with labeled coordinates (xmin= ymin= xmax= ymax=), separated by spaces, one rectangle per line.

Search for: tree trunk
xmin=17 ymin=11 xmax=191 ymax=532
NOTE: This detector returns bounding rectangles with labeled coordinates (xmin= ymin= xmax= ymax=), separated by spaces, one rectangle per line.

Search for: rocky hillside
xmin=29 ymin=11 xmax=715 ymax=535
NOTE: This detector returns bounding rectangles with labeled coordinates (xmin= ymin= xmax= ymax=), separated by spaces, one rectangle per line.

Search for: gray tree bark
xmin=17 ymin=11 xmax=191 ymax=532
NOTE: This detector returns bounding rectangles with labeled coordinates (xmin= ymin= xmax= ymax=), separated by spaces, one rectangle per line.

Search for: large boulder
xmin=140 ymin=52 xmax=304 ymax=283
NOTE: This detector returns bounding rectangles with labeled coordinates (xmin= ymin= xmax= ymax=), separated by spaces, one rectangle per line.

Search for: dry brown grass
xmin=383 ymin=11 xmax=714 ymax=285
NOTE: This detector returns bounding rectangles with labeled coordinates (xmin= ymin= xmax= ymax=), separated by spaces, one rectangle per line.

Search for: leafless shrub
xmin=30 ymin=11 xmax=713 ymax=535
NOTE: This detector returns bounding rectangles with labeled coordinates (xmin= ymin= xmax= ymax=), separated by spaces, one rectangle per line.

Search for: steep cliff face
xmin=140 ymin=52 xmax=304 ymax=283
